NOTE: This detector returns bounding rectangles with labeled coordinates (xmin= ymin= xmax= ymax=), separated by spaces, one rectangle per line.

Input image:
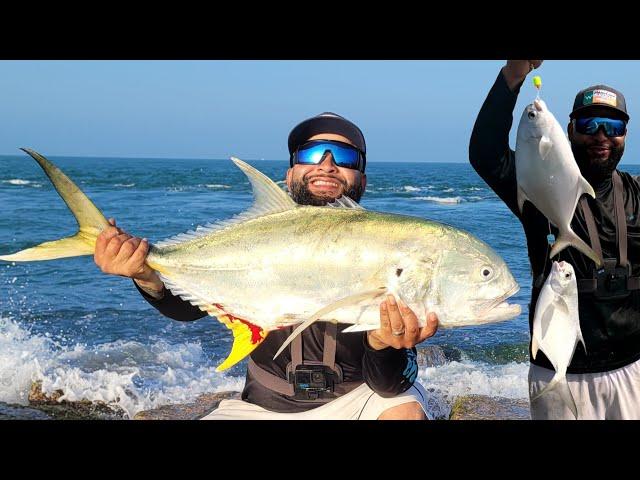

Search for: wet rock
xmin=27 ymin=381 xmax=127 ymax=420
xmin=0 ymin=402 xmax=52 ymax=420
xmin=134 ymin=391 xmax=242 ymax=420
xmin=449 ymin=394 xmax=530 ymax=420
xmin=417 ymin=345 xmax=447 ymax=367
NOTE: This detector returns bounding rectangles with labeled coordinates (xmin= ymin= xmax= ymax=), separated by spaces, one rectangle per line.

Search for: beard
xmin=289 ymin=175 xmax=364 ymax=206
xmin=571 ymin=142 xmax=625 ymax=182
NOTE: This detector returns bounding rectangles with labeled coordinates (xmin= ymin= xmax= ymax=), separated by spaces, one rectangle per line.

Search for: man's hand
xmin=367 ymin=294 xmax=439 ymax=350
xmin=502 ymin=60 xmax=544 ymax=92
xmin=94 ymin=218 xmax=163 ymax=293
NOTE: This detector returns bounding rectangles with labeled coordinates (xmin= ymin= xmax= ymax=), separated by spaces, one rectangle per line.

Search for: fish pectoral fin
xmin=540 ymin=303 xmax=556 ymax=339
xmin=517 ymin=184 xmax=529 ymax=214
xmin=539 ymin=135 xmax=553 ymax=160
xmin=214 ymin=312 xmax=267 ymax=372
xmin=342 ymin=324 xmax=378 ymax=333
xmin=272 ymin=287 xmax=388 ymax=360
xmin=554 ymin=295 xmax=570 ymax=317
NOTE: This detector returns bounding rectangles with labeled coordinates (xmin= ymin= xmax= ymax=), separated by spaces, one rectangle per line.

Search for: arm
xmin=133 ymin=280 xmax=207 ymax=322
xmin=469 ymin=60 xmax=543 ymax=218
xmin=362 ymin=339 xmax=418 ymax=397
xmin=94 ymin=218 xmax=206 ymax=322
xmin=363 ymin=295 xmax=438 ymax=397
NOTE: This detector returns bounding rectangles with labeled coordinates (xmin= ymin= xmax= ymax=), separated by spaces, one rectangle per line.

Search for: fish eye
xmin=481 ymin=266 xmax=494 ymax=280
xmin=528 ymin=111 xmax=536 ymax=119
xmin=565 ymin=273 xmax=571 ymax=278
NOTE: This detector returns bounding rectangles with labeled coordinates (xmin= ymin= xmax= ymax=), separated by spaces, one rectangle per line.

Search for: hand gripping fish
xmin=515 ymin=99 xmax=603 ymax=267
xmin=1 ymin=149 xmax=522 ymax=370
xmin=531 ymin=261 xmax=585 ymax=419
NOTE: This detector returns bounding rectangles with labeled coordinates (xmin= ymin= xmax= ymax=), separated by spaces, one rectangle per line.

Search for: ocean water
xmin=3 ymin=155 xmax=635 ymax=419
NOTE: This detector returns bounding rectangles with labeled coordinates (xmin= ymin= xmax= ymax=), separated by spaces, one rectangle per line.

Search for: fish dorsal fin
xmin=326 ymin=195 xmax=365 ymax=210
xmin=230 ymin=156 xmax=297 ymax=216
xmin=155 ymin=157 xmax=296 ymax=248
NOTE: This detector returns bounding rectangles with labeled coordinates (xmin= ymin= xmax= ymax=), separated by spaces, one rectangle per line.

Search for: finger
xmin=386 ymin=295 xmax=404 ymax=336
xmin=115 ymin=236 xmax=141 ymax=263
xmin=95 ymin=225 xmax=123 ymax=260
xmin=104 ymin=233 xmax=133 ymax=258
xmin=379 ymin=300 xmax=391 ymax=332
xmin=126 ymin=237 xmax=149 ymax=269
xmin=108 ymin=218 xmax=116 ymax=226
xmin=418 ymin=312 xmax=439 ymax=343
xmin=398 ymin=299 xmax=420 ymax=340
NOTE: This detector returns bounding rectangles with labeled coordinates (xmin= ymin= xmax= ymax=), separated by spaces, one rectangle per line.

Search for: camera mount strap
xmin=578 ymin=171 xmax=640 ymax=292
xmin=248 ymin=323 xmax=361 ymax=397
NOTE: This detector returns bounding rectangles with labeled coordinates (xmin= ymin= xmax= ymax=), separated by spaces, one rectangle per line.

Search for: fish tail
xmin=0 ymin=148 xmax=109 ymax=262
xmin=550 ymin=228 xmax=603 ymax=268
xmin=531 ymin=372 xmax=578 ymax=419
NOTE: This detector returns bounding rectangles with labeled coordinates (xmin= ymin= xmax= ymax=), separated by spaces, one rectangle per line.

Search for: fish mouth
xmin=475 ymin=284 xmax=522 ymax=322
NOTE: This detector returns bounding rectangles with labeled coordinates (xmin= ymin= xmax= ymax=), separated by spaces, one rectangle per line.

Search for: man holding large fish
xmin=470 ymin=60 xmax=640 ymax=419
xmin=93 ymin=112 xmax=441 ymax=420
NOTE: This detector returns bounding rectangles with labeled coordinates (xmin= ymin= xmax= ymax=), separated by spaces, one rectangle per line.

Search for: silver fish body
xmin=515 ymin=99 xmax=602 ymax=267
xmin=531 ymin=260 xmax=585 ymax=419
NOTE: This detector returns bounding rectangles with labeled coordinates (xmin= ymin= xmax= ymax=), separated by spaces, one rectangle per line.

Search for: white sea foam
xmin=418 ymin=360 xmax=529 ymax=419
xmin=114 ymin=183 xmax=135 ymax=188
xmin=205 ymin=184 xmax=231 ymax=189
xmin=3 ymin=179 xmax=39 ymax=186
xmin=443 ymin=188 xmax=455 ymax=193
xmin=403 ymin=186 xmax=422 ymax=192
xmin=0 ymin=316 xmax=528 ymax=420
xmin=0 ymin=317 xmax=243 ymax=418
xmin=414 ymin=196 xmax=463 ymax=204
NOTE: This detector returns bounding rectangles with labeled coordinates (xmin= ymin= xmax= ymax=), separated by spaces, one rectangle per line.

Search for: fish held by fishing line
xmin=515 ymin=98 xmax=603 ymax=267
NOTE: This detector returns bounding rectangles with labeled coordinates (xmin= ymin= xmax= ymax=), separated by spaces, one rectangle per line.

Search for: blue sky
xmin=1 ymin=60 xmax=639 ymax=164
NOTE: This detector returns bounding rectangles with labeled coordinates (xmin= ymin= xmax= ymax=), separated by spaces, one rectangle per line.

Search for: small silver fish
xmin=531 ymin=260 xmax=585 ymax=419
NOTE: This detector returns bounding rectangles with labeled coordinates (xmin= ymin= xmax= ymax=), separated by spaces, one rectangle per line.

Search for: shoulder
xmin=617 ymin=170 xmax=640 ymax=188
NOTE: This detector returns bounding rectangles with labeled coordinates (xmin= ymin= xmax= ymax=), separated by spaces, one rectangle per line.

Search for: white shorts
xmin=528 ymin=358 xmax=640 ymax=420
xmin=200 ymin=382 xmax=431 ymax=420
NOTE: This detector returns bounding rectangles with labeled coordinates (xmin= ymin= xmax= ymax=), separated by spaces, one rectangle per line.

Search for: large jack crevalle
xmin=1 ymin=149 xmax=522 ymax=371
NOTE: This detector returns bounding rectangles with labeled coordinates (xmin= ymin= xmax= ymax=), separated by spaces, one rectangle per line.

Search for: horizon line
xmin=3 ymin=153 xmax=640 ymax=166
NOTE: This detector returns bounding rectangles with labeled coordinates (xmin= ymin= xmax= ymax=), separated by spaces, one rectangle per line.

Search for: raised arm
xmin=469 ymin=60 xmax=543 ymax=217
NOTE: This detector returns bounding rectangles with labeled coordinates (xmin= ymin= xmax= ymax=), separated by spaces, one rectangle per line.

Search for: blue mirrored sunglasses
xmin=290 ymin=140 xmax=365 ymax=172
xmin=574 ymin=117 xmax=627 ymax=137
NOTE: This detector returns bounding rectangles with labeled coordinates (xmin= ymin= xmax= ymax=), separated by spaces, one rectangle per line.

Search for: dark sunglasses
xmin=290 ymin=140 xmax=365 ymax=172
xmin=574 ymin=117 xmax=627 ymax=137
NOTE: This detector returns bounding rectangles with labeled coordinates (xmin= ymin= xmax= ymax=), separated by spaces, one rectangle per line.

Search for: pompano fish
xmin=531 ymin=260 xmax=585 ymax=419
xmin=1 ymin=148 xmax=521 ymax=371
xmin=515 ymin=99 xmax=603 ymax=267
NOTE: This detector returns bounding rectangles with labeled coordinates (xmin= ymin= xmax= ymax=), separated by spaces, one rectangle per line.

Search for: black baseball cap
xmin=288 ymin=112 xmax=367 ymax=156
xmin=570 ymin=84 xmax=629 ymax=121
